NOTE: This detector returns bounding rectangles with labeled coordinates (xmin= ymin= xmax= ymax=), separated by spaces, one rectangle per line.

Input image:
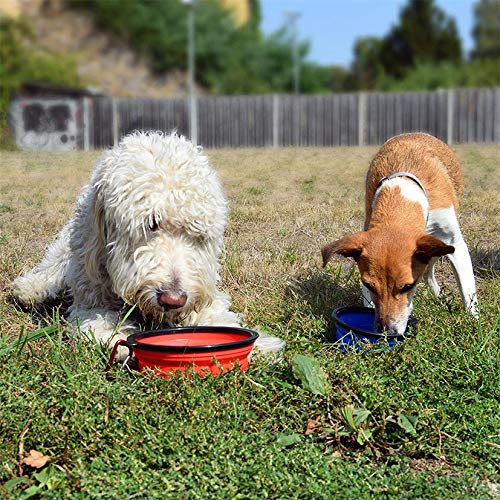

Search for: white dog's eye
xmin=147 ymin=214 xmax=162 ymax=232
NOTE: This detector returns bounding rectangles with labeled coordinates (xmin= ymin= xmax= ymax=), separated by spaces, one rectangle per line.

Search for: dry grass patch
xmin=1 ymin=144 xmax=498 ymax=336
xmin=210 ymin=144 xmax=499 ymax=327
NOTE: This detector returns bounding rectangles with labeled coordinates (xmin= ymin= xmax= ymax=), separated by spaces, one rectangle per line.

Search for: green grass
xmin=0 ymin=145 xmax=499 ymax=498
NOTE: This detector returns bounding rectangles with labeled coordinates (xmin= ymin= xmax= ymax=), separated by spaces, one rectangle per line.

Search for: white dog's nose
xmin=158 ymin=292 xmax=187 ymax=309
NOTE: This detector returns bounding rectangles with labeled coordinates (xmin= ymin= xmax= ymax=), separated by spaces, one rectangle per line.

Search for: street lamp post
xmin=183 ymin=0 xmax=197 ymax=144
xmin=285 ymin=11 xmax=301 ymax=95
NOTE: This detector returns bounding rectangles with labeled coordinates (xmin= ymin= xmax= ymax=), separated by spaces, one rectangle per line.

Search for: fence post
xmin=272 ymin=94 xmax=280 ymax=148
xmin=112 ymin=97 xmax=120 ymax=146
xmin=189 ymin=95 xmax=198 ymax=145
xmin=494 ymin=88 xmax=500 ymax=143
xmin=447 ymin=89 xmax=454 ymax=145
xmin=358 ymin=91 xmax=367 ymax=146
xmin=82 ymin=97 xmax=91 ymax=151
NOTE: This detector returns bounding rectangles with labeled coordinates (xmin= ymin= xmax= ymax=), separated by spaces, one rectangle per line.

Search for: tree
xmin=471 ymin=0 xmax=500 ymax=60
xmin=380 ymin=0 xmax=462 ymax=78
xmin=247 ymin=0 xmax=262 ymax=33
xmin=350 ymin=37 xmax=385 ymax=90
xmin=330 ymin=66 xmax=351 ymax=92
xmin=349 ymin=0 xmax=463 ymax=88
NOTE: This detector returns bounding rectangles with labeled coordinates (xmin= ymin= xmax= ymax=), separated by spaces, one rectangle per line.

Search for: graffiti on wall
xmin=10 ymin=99 xmax=79 ymax=151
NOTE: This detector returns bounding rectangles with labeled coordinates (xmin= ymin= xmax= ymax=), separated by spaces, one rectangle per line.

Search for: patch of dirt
xmin=19 ymin=0 xmax=201 ymax=98
xmin=409 ymin=457 xmax=451 ymax=474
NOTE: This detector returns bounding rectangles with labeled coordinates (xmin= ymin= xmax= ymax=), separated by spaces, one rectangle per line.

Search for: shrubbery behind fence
xmin=10 ymin=88 xmax=500 ymax=150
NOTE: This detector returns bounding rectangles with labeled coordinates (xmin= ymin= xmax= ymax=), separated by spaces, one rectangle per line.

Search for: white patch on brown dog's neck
xmin=372 ymin=177 xmax=429 ymax=225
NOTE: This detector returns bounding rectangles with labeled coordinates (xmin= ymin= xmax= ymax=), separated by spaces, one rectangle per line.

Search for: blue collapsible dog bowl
xmin=331 ymin=306 xmax=411 ymax=352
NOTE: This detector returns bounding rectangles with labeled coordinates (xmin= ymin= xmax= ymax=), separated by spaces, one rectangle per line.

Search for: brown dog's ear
xmin=321 ymin=232 xmax=366 ymax=267
xmin=415 ymin=234 xmax=454 ymax=263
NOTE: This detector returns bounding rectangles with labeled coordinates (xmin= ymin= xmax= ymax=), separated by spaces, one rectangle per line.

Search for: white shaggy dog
xmin=13 ymin=131 xmax=283 ymax=359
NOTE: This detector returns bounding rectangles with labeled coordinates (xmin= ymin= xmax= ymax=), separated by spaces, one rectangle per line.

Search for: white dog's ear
xmin=83 ymin=186 xmax=108 ymax=283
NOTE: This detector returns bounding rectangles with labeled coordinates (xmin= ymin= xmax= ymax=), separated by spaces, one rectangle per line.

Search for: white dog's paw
xmin=251 ymin=329 xmax=285 ymax=361
xmin=467 ymin=296 xmax=480 ymax=319
xmin=108 ymin=332 xmax=134 ymax=363
xmin=11 ymin=274 xmax=46 ymax=307
xmin=68 ymin=306 xmax=138 ymax=362
xmin=11 ymin=276 xmax=34 ymax=307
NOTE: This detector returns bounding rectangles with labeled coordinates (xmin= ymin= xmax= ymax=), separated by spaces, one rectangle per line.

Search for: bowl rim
xmin=332 ymin=306 xmax=405 ymax=339
xmin=126 ymin=326 xmax=259 ymax=353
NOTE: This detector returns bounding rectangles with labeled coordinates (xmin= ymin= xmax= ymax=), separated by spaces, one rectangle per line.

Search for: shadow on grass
xmin=283 ymin=264 xmax=361 ymax=340
xmin=8 ymin=288 xmax=169 ymax=345
xmin=6 ymin=290 xmax=72 ymax=326
xmin=470 ymin=246 xmax=499 ymax=278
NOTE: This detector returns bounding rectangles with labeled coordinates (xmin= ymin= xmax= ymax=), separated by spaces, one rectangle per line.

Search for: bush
xmin=377 ymin=59 xmax=500 ymax=91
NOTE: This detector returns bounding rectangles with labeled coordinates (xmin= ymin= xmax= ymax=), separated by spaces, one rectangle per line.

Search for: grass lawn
xmin=0 ymin=144 xmax=499 ymax=498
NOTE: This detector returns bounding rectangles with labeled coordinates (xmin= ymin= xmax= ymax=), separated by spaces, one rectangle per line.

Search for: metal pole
xmin=292 ymin=21 xmax=299 ymax=95
xmin=285 ymin=11 xmax=301 ymax=95
xmin=186 ymin=1 xmax=197 ymax=144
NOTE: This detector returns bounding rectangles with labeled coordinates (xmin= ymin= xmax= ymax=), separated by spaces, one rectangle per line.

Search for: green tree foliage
xmin=247 ymin=0 xmax=262 ymax=33
xmin=330 ymin=66 xmax=352 ymax=93
xmin=349 ymin=0 xmax=499 ymax=91
xmin=0 ymin=17 xmax=30 ymax=112
xmin=471 ymin=0 xmax=500 ymax=60
xmin=0 ymin=17 xmax=81 ymax=145
xmin=377 ymin=59 xmax=500 ymax=91
xmin=71 ymin=0 xmax=329 ymax=94
xmin=349 ymin=0 xmax=463 ymax=88
xmin=351 ymin=37 xmax=385 ymax=90
xmin=380 ymin=0 xmax=462 ymax=78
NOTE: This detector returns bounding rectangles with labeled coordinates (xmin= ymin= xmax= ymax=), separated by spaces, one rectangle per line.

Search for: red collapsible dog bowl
xmin=106 ymin=326 xmax=259 ymax=377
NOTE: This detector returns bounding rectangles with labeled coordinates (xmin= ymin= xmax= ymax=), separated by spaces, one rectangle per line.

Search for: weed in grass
xmin=283 ymin=248 xmax=299 ymax=265
xmin=0 ymin=204 xmax=13 ymax=214
xmin=223 ymin=244 xmax=245 ymax=285
xmin=245 ymin=185 xmax=266 ymax=196
xmin=22 ymin=194 xmax=44 ymax=208
xmin=301 ymin=176 xmax=316 ymax=195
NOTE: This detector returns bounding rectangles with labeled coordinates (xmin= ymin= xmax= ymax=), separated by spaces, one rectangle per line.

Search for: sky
xmin=260 ymin=0 xmax=476 ymax=68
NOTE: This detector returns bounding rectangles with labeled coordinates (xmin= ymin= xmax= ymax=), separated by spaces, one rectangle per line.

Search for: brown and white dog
xmin=322 ymin=133 xmax=478 ymax=334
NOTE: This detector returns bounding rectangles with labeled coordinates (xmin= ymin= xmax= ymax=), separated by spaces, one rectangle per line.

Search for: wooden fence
xmin=10 ymin=88 xmax=500 ymax=150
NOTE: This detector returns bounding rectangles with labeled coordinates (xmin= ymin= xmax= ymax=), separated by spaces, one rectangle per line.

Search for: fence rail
xmin=10 ymin=88 xmax=500 ymax=150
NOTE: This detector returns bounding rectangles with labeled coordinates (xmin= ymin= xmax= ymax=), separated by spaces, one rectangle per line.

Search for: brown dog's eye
xmin=400 ymin=282 xmax=416 ymax=293
xmin=362 ymin=281 xmax=376 ymax=294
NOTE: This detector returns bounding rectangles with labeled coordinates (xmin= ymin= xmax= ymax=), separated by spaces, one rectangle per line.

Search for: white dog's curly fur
xmin=13 ymin=131 xmax=284 ymax=358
